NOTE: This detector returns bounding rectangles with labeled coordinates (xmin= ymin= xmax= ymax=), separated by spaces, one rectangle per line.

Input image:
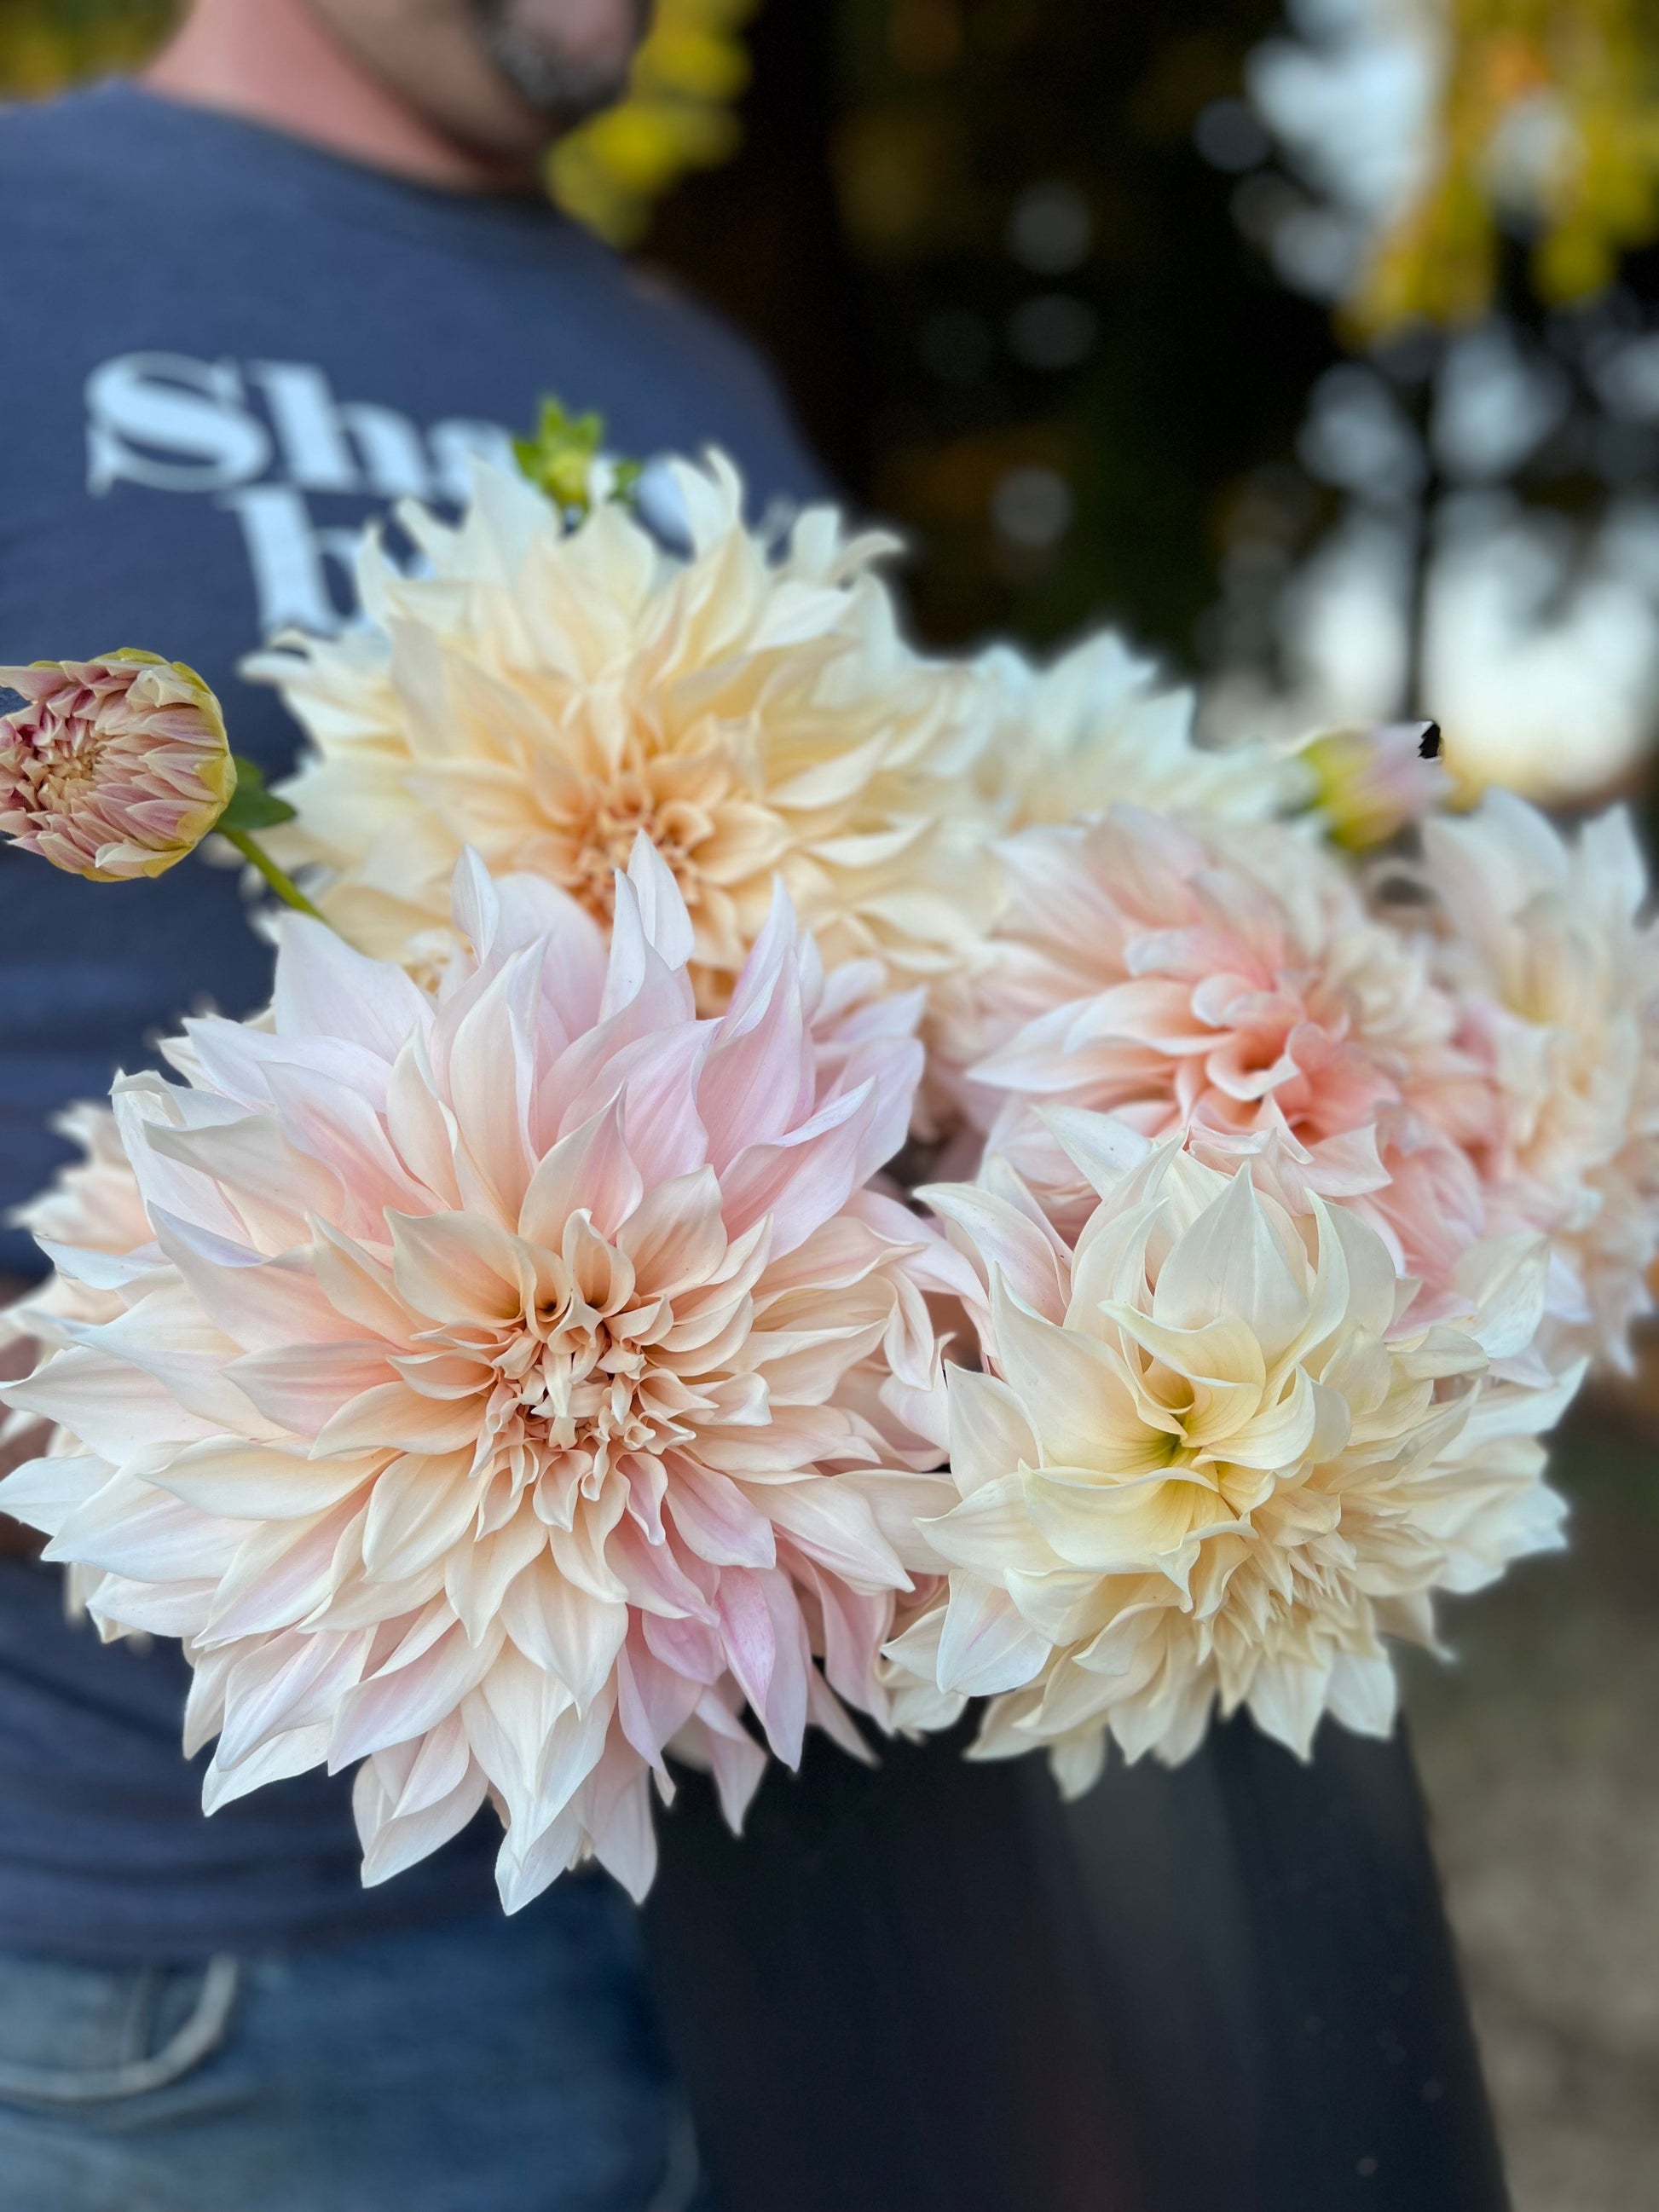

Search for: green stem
xmin=220 ymin=828 xmax=325 ymax=920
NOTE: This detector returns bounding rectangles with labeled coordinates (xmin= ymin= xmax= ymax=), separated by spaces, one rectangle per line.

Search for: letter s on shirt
xmin=87 ymin=353 xmax=272 ymax=495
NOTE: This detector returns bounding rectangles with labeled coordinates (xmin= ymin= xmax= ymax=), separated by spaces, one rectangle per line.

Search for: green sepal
xmin=219 ymin=756 xmax=298 ymax=833
xmin=513 ymin=396 xmax=640 ymax=514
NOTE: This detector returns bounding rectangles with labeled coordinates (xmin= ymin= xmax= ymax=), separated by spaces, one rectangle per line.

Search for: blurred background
xmin=6 ymin=2 xmax=1659 ymax=2203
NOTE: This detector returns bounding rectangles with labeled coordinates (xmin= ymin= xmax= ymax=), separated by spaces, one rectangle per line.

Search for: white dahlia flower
xmin=249 ymin=455 xmax=992 ymax=1010
xmin=1418 ymin=792 xmax=1659 ymax=1372
xmin=0 ymin=840 xmax=958 ymax=1908
xmin=889 ymin=1121 xmax=1571 ymax=1793
xmin=972 ymin=632 xmax=1304 ymax=835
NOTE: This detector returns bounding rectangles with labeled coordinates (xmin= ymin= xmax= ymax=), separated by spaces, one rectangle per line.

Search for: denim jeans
xmin=0 ymin=1876 xmax=702 ymax=2212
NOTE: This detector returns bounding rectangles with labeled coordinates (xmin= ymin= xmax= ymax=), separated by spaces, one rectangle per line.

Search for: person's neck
xmin=143 ymin=0 xmax=532 ymax=193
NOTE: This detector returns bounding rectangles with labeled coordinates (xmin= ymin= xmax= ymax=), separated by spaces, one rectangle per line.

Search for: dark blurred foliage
xmin=0 ymin=0 xmax=172 ymax=86
xmin=648 ymin=0 xmax=1340 ymax=664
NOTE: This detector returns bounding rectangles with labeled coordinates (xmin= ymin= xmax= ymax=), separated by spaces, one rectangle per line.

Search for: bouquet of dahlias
xmin=2 ymin=412 xmax=1653 ymax=1911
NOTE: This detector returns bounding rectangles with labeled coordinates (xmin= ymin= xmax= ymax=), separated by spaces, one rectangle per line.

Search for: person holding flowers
xmin=9 ymin=11 xmax=1659 ymax=2212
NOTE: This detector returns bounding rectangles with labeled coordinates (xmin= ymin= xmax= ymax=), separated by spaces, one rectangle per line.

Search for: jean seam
xmin=0 ymin=1955 xmax=240 ymax=2106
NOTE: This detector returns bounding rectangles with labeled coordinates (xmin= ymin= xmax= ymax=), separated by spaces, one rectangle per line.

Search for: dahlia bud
xmin=0 ymin=651 xmax=234 ymax=882
xmin=1301 ymin=718 xmax=1450 ymax=850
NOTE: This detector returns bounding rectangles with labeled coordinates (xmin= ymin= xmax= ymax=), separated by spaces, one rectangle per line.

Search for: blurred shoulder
xmin=0 ymin=84 xmax=139 ymax=191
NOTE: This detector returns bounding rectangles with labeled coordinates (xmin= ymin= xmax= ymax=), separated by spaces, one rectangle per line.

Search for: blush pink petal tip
xmin=0 ymin=838 xmax=956 ymax=1909
xmin=0 ymin=652 xmax=234 ymax=882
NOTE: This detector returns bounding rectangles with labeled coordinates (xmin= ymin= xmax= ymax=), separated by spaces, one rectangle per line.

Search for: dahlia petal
xmin=389 ymin=1716 xmax=475 ymax=1820
xmin=443 ymin=950 xmax=541 ymax=1220
xmin=444 ymin=1513 xmax=548 ymax=1647
xmin=936 ymin=1571 xmax=1052 ymax=1696
xmin=201 ymin=1498 xmax=367 ymax=1643
xmin=308 ymin=1222 xmax=418 ymax=1343
xmin=616 ymin=1638 xmax=702 ymax=1771
xmin=922 ymin=1476 xmax=1060 ymax=1575
xmin=387 ymin=1209 xmax=526 ymax=1327
xmin=150 ymin=1438 xmax=379 ymax=1522
xmin=517 ymin=1098 xmax=641 ymax=1249
xmin=217 ymin=1627 xmax=374 ymax=1770
xmin=204 ymin=1725 xmax=333 ymax=1813
xmin=944 ymin=1366 xmax=1042 ymax=1496
xmin=719 ymin=1082 xmax=880 ymax=1258
xmin=314 ymin=1380 xmax=484 ymax=1458
xmin=0 ymin=1452 xmax=112 ymax=1539
xmin=1151 ymin=1170 xmax=1307 ymax=1361
xmin=48 ymin=1471 xmax=244 ymax=1581
xmin=88 ymin=1574 xmax=217 ymax=1638
xmin=499 ymin=1555 xmax=628 ymax=1708
xmin=624 ymin=831 xmax=697 ymax=969
xmin=918 ymin=1182 xmax=1066 ymax=1325
xmin=987 ymin=1278 xmax=1139 ymax=1472
xmin=664 ymin=1462 xmax=777 ymax=1568
xmin=682 ymin=1689 xmax=767 ymax=1833
xmin=331 ymin=1619 xmax=500 ymax=1768
xmin=584 ymin=1739 xmax=660 ymax=1903
xmin=356 ymin=1749 xmax=490 ymax=1886
xmin=271 ymin=915 xmax=431 ymax=1057
xmin=147 ymin=1213 xmax=360 ymax=1354
xmin=227 ymin=1341 xmax=398 ymax=1439
xmin=761 ymin=1479 xmax=905 ymax=1591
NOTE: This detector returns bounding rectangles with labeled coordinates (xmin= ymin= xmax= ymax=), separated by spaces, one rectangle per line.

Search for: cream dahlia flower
xmin=1416 ymin=791 xmax=1659 ymax=1372
xmin=248 ymin=455 xmax=991 ymax=1009
xmin=888 ymin=1123 xmax=1571 ymax=1791
xmin=0 ymin=653 xmax=234 ymax=881
xmin=0 ymin=840 xmax=957 ymax=1908
xmin=957 ymin=805 xmax=1492 ymax=1297
xmin=971 ymin=632 xmax=1304 ymax=835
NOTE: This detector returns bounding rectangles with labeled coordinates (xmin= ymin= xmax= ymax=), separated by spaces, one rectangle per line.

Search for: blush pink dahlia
xmin=0 ymin=840 xmax=952 ymax=1907
xmin=958 ymin=805 xmax=1494 ymax=1302
xmin=0 ymin=653 xmax=234 ymax=881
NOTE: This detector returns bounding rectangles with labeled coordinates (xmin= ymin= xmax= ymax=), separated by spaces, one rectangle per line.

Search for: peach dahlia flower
xmin=0 ymin=653 xmax=233 ymax=881
xmin=955 ymin=806 xmax=1492 ymax=1297
xmin=249 ymin=455 xmax=991 ymax=1010
xmin=889 ymin=1123 xmax=1571 ymax=1793
xmin=0 ymin=840 xmax=956 ymax=1907
xmin=1417 ymin=792 xmax=1659 ymax=1372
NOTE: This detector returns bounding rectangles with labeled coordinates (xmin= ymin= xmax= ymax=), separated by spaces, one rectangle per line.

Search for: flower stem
xmin=220 ymin=829 xmax=324 ymax=920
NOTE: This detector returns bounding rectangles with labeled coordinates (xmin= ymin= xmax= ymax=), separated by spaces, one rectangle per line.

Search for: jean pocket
xmin=0 ymin=1952 xmax=239 ymax=2107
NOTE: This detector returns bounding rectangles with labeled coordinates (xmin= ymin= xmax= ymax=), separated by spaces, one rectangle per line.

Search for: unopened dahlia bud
xmin=0 ymin=651 xmax=234 ymax=882
xmin=1301 ymin=719 xmax=1449 ymax=850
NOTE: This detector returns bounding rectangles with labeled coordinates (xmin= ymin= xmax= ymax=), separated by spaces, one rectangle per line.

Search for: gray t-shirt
xmin=0 ymin=80 xmax=825 ymax=1960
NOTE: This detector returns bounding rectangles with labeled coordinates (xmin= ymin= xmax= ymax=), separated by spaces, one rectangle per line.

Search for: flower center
xmin=519 ymin=726 xmax=729 ymax=931
xmin=566 ymin=768 xmax=696 ymax=916
xmin=396 ymin=1222 xmax=718 ymax=1539
xmin=3 ymin=705 xmax=110 ymax=814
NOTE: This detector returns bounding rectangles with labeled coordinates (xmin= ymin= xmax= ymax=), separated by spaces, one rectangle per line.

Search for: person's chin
xmin=483 ymin=35 xmax=637 ymax=130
